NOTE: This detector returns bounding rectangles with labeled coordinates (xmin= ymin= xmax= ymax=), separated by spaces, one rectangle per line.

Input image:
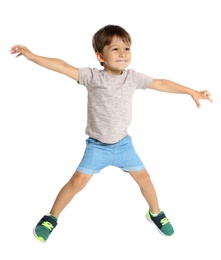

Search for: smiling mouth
xmin=116 ymin=60 xmax=127 ymax=63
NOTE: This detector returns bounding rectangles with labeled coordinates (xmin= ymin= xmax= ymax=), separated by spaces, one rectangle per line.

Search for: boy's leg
xmin=128 ymin=169 xmax=174 ymax=236
xmin=128 ymin=169 xmax=160 ymax=214
xmin=34 ymin=171 xmax=93 ymax=242
xmin=50 ymin=171 xmax=93 ymax=218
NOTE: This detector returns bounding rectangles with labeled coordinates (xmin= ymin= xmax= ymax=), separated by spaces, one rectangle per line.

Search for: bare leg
xmin=49 ymin=171 xmax=93 ymax=218
xmin=128 ymin=169 xmax=160 ymax=214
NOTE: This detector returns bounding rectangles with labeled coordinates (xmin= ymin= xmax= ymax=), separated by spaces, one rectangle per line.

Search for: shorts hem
xmin=76 ymin=166 xmax=99 ymax=174
xmin=122 ymin=165 xmax=145 ymax=172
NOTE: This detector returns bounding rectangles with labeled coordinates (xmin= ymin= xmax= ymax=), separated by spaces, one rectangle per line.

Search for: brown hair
xmin=92 ymin=25 xmax=132 ymax=66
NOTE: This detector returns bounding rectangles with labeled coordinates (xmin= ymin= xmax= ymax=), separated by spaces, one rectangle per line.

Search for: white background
xmin=1 ymin=0 xmax=220 ymax=259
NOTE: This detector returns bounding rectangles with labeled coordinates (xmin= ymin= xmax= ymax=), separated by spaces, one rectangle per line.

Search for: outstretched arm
xmin=149 ymin=79 xmax=213 ymax=108
xmin=10 ymin=45 xmax=79 ymax=81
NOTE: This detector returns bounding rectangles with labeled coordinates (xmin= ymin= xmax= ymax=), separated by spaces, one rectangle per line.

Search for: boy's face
xmin=96 ymin=36 xmax=131 ymax=75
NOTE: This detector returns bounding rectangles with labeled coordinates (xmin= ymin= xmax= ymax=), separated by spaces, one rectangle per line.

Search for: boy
xmin=10 ymin=24 xmax=212 ymax=242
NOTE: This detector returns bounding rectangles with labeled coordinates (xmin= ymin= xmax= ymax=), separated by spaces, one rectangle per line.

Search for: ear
xmin=95 ymin=52 xmax=104 ymax=63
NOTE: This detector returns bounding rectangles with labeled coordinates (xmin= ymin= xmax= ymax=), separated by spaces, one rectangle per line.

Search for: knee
xmin=133 ymin=170 xmax=152 ymax=188
xmin=69 ymin=171 xmax=92 ymax=191
xmin=139 ymin=171 xmax=151 ymax=186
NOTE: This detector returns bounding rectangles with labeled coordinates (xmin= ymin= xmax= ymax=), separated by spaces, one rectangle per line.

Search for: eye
xmin=125 ymin=47 xmax=131 ymax=51
xmin=112 ymin=48 xmax=118 ymax=51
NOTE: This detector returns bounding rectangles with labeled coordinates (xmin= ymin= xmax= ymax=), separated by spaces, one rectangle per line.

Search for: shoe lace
xmin=160 ymin=217 xmax=170 ymax=226
xmin=42 ymin=221 xmax=54 ymax=231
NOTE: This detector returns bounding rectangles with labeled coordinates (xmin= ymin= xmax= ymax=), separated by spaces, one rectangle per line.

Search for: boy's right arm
xmin=10 ymin=45 xmax=79 ymax=81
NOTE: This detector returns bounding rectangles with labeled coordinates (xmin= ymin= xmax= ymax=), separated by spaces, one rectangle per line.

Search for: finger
xmin=195 ymin=100 xmax=201 ymax=108
xmin=206 ymin=96 xmax=213 ymax=103
xmin=203 ymin=90 xmax=213 ymax=103
xmin=10 ymin=47 xmax=17 ymax=54
xmin=10 ymin=46 xmax=20 ymax=54
xmin=10 ymin=49 xmax=18 ymax=54
xmin=203 ymin=90 xmax=210 ymax=96
xmin=11 ymin=47 xmax=25 ymax=57
xmin=10 ymin=45 xmax=19 ymax=51
xmin=16 ymin=53 xmax=22 ymax=58
xmin=11 ymin=45 xmax=25 ymax=53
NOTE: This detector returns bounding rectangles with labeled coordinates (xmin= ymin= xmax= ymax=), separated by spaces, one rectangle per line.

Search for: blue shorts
xmin=76 ymin=135 xmax=145 ymax=174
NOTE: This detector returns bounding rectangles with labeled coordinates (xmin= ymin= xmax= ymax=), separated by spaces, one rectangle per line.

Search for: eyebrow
xmin=108 ymin=43 xmax=131 ymax=48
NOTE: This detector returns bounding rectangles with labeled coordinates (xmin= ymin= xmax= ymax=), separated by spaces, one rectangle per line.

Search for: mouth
xmin=116 ymin=60 xmax=127 ymax=63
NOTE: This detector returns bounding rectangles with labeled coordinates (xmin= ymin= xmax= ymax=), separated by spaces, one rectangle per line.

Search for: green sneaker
xmin=33 ymin=215 xmax=57 ymax=242
xmin=146 ymin=210 xmax=174 ymax=236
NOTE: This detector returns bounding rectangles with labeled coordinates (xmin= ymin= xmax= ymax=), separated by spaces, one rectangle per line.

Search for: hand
xmin=192 ymin=90 xmax=213 ymax=108
xmin=10 ymin=45 xmax=33 ymax=59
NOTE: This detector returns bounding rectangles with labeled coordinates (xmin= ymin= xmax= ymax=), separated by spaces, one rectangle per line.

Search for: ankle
xmin=48 ymin=213 xmax=58 ymax=221
xmin=150 ymin=209 xmax=161 ymax=217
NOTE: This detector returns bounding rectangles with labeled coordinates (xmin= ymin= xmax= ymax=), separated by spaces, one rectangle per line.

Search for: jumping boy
xmin=10 ymin=24 xmax=212 ymax=242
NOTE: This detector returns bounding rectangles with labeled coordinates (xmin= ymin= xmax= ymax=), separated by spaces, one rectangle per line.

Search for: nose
xmin=119 ymin=50 xmax=125 ymax=57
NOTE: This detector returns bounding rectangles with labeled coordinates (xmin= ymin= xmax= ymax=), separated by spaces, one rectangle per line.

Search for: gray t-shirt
xmin=78 ymin=67 xmax=153 ymax=144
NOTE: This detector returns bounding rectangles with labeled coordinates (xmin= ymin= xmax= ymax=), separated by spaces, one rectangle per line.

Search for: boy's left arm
xmin=149 ymin=79 xmax=213 ymax=108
